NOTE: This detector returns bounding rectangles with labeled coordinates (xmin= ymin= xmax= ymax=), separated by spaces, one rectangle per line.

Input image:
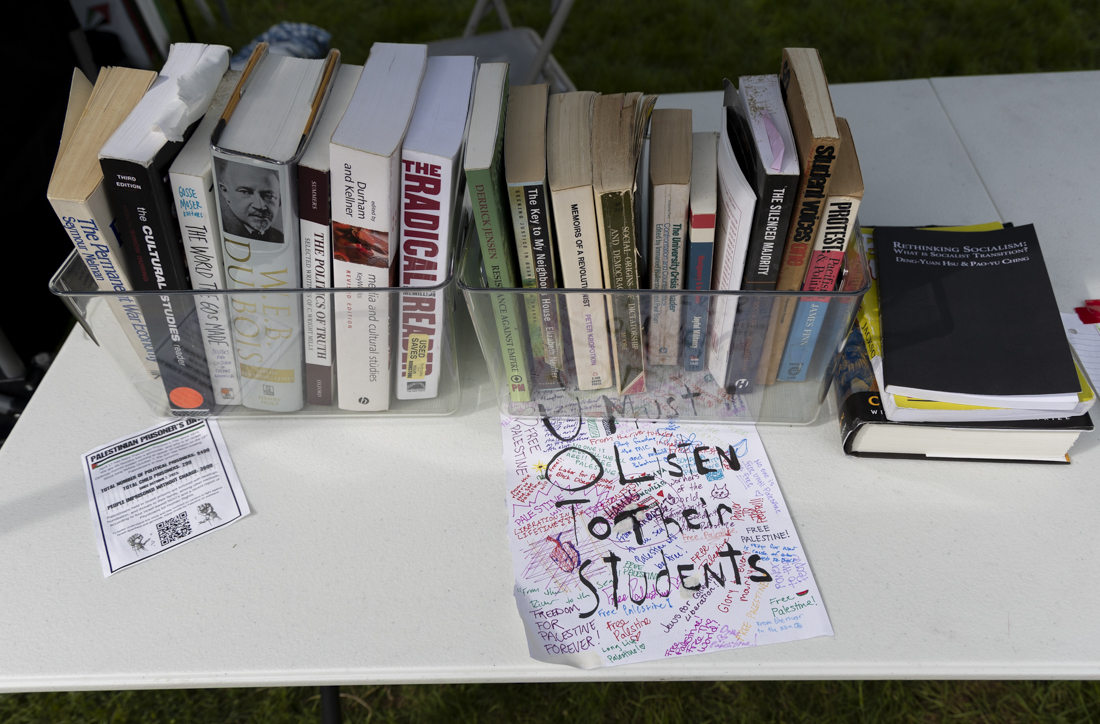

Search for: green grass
xmin=3 ymin=680 xmax=1100 ymax=722
xmin=162 ymin=0 xmax=1100 ymax=90
xmin=10 ymin=1 xmax=1100 ymax=721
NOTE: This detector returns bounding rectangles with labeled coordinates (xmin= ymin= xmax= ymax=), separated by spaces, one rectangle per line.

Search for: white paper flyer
xmin=501 ymin=414 xmax=832 ymax=668
xmin=82 ymin=417 xmax=249 ymax=576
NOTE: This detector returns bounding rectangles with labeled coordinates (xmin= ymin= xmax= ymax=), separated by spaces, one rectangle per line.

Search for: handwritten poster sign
xmin=502 ymin=414 xmax=832 ymax=668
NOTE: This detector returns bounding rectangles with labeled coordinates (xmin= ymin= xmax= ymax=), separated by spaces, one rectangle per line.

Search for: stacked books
xmin=837 ymin=223 xmax=1094 ymax=462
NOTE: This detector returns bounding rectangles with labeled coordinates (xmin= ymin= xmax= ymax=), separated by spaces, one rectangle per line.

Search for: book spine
xmin=100 ymin=156 xmax=217 ymax=413
xmin=329 ymin=145 xmax=399 ymax=412
xmin=776 ymin=298 xmax=826 ymax=381
xmin=706 ymin=133 xmax=757 ymax=386
xmin=396 ymin=150 xmax=454 ymax=400
xmin=681 ymin=209 xmax=715 ymax=372
xmin=170 ymin=170 xmax=243 ymax=405
xmin=525 ymin=182 xmax=566 ymax=388
xmin=468 ymin=166 xmax=532 ymax=402
xmin=298 ymin=164 xmax=334 ymax=406
xmin=597 ymin=189 xmax=646 ymax=395
xmin=724 ymin=296 xmax=770 ymax=392
xmin=742 ymin=174 xmax=798 ymax=290
xmin=648 ymin=183 xmax=689 ymax=366
xmin=763 ymin=141 xmax=840 ymax=383
xmin=550 ymin=185 xmax=612 ymax=390
xmin=507 ymin=183 xmax=555 ymax=390
xmin=50 ymin=192 xmax=161 ymax=380
xmin=213 ymin=152 xmax=305 ymax=412
xmin=777 ymin=195 xmax=863 ymax=382
xmin=802 ymin=196 xmax=860 ymax=294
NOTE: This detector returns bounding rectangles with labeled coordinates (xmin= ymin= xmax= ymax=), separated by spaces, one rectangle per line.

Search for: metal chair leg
xmin=320 ymin=685 xmax=342 ymax=724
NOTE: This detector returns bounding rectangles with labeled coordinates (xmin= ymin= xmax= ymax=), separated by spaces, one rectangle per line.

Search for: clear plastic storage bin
xmin=458 ymin=229 xmax=872 ymax=424
xmin=50 ymin=250 xmax=461 ymax=418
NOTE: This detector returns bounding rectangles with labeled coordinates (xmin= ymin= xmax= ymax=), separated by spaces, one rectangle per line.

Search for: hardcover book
xmin=213 ymin=44 xmax=341 ymax=412
xmin=835 ymin=325 xmax=1093 ymax=463
xmin=397 ymin=55 xmax=476 ymax=400
xmin=875 ymin=224 xmax=1082 ymax=408
xmin=297 ymin=63 xmax=364 ymax=406
xmin=681 ymin=131 xmax=718 ymax=372
xmin=329 ymin=42 xmax=427 ymax=411
xmin=168 ymin=69 xmax=243 ymax=406
xmin=546 ymin=90 xmax=612 ymax=391
xmin=505 ymin=83 xmax=565 ymax=389
xmin=762 ymin=47 xmax=842 ymax=384
xmin=47 ymin=67 xmax=162 ymax=383
xmin=592 ymin=92 xmax=656 ymax=395
xmin=464 ymin=62 xmax=532 ymax=402
xmin=646 ymin=108 xmax=692 ymax=367
xmin=99 ymin=43 xmax=230 ymax=413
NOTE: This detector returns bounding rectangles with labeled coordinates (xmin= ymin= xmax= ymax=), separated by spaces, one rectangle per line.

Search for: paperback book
xmin=464 ymin=62 xmax=532 ymax=403
xmin=592 ymin=92 xmax=656 ymax=396
xmin=47 ymin=67 xmax=162 ymax=383
xmin=505 ymin=83 xmax=565 ymax=390
xmin=546 ymin=90 xmax=612 ymax=391
xmin=875 ymin=224 xmax=1082 ymax=408
xmin=213 ymin=43 xmax=341 ymax=412
xmin=100 ymin=43 xmax=230 ymax=413
xmin=168 ymin=68 xmax=243 ymax=406
xmin=681 ymin=131 xmax=718 ymax=372
xmin=298 ymin=62 xmax=364 ymax=406
xmin=646 ymin=108 xmax=692 ymax=367
xmin=329 ymin=42 xmax=428 ymax=411
xmin=762 ymin=48 xmax=842 ymax=384
xmin=397 ymin=55 xmax=477 ymax=400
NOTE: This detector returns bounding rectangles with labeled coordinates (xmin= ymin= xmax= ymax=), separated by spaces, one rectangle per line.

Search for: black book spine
xmin=101 ymin=150 xmax=217 ymax=413
xmin=527 ymin=183 xmax=566 ymax=389
xmin=742 ymin=173 xmax=798 ymax=290
xmin=727 ymin=106 xmax=798 ymax=291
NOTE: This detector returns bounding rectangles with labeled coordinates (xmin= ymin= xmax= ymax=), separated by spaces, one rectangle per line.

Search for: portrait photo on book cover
xmin=214 ymin=156 xmax=285 ymax=244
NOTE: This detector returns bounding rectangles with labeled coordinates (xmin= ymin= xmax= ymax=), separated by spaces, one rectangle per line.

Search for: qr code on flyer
xmin=156 ymin=511 xmax=192 ymax=546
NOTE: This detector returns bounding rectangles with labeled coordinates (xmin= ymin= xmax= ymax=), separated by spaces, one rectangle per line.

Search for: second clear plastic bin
xmin=459 ymin=230 xmax=872 ymax=424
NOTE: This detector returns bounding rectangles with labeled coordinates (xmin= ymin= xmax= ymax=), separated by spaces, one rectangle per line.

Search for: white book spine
xmin=51 ymin=190 xmax=160 ymax=380
xmin=170 ymin=170 xmax=243 ymax=405
xmin=551 ymin=185 xmax=612 ymax=390
xmin=396 ymin=149 xmax=454 ymax=400
xmin=212 ymin=151 xmax=304 ymax=412
xmin=648 ymin=182 xmax=690 ymax=366
xmin=706 ymin=129 xmax=758 ymax=384
xmin=301 ymin=216 xmax=332 ymax=369
xmin=329 ymin=144 xmax=399 ymax=411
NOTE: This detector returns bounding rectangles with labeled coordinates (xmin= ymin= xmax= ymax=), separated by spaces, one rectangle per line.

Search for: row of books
xmin=48 ymin=42 xmax=476 ymax=414
xmin=836 ymin=223 xmax=1095 ymax=463
xmin=473 ymin=47 xmax=866 ymax=404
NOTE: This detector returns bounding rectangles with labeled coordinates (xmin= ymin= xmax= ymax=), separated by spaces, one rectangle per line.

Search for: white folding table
xmin=1 ymin=73 xmax=1097 ymax=691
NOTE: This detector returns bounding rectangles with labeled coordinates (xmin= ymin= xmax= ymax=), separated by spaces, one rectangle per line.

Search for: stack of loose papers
xmin=500 ymin=414 xmax=832 ymax=668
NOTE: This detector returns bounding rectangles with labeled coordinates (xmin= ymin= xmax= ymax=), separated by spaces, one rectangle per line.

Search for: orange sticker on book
xmin=406 ymin=334 xmax=429 ymax=380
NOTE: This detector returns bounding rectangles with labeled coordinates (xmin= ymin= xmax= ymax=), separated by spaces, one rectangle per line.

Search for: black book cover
xmin=101 ymin=139 xmax=217 ymax=413
xmin=726 ymin=105 xmax=798 ymax=290
xmin=875 ymin=224 xmax=1079 ymax=397
xmin=527 ymin=183 xmax=566 ymax=389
